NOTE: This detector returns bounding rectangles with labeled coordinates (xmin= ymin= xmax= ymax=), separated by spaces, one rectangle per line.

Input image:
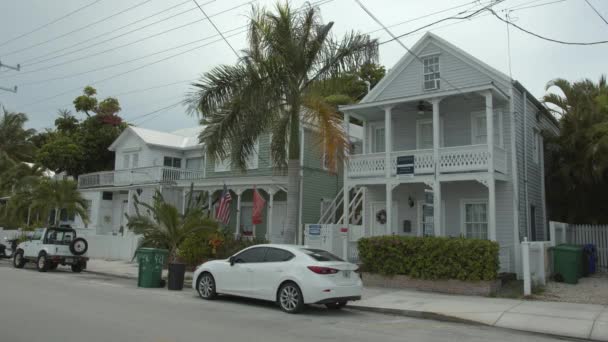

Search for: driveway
xmin=0 ymin=260 xmax=568 ymax=342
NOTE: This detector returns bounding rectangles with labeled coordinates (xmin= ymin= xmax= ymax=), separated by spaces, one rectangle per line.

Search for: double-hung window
xmin=163 ymin=156 xmax=181 ymax=168
xmin=423 ymin=55 xmax=440 ymax=91
xmin=373 ymin=126 xmax=385 ymax=153
xmin=461 ymin=200 xmax=488 ymax=240
xmin=471 ymin=111 xmax=502 ymax=146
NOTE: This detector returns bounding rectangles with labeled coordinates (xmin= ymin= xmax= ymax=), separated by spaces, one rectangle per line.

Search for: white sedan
xmin=192 ymin=244 xmax=362 ymax=313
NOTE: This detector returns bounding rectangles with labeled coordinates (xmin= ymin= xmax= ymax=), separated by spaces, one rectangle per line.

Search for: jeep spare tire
xmin=70 ymin=237 xmax=88 ymax=255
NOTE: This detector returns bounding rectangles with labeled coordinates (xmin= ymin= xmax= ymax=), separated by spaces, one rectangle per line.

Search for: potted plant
xmin=127 ymin=187 xmax=217 ymax=290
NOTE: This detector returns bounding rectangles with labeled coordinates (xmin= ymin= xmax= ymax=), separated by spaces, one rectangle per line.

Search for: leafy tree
xmin=127 ymin=190 xmax=218 ymax=263
xmin=186 ymin=2 xmax=378 ymax=241
xmin=35 ymin=88 xmax=126 ymax=176
xmin=0 ymin=107 xmax=36 ymax=163
xmin=543 ymin=76 xmax=608 ymax=223
xmin=37 ymin=134 xmax=85 ymax=176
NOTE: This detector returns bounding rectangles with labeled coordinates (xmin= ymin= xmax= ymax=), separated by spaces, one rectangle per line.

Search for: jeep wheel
xmin=71 ymin=263 xmax=83 ymax=273
xmin=36 ymin=253 xmax=49 ymax=272
xmin=70 ymin=237 xmax=88 ymax=256
xmin=13 ymin=250 xmax=25 ymax=269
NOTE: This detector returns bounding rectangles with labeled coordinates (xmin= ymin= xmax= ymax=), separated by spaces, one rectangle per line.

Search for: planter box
xmin=362 ymin=273 xmax=501 ymax=296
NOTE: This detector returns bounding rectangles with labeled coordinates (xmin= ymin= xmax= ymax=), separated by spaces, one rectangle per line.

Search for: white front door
xmin=417 ymin=200 xmax=446 ymax=237
xmin=270 ymin=202 xmax=287 ymax=242
xmin=370 ymin=202 xmax=398 ymax=236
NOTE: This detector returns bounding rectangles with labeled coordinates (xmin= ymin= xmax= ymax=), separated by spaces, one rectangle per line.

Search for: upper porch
xmin=341 ymin=84 xmax=510 ymax=180
xmin=78 ymin=166 xmax=205 ymax=189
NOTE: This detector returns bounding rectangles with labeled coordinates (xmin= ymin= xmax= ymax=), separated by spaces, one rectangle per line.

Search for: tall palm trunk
xmin=285 ymin=159 xmax=301 ymax=244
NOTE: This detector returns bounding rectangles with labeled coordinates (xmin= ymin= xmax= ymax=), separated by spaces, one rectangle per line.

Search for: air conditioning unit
xmin=424 ymin=79 xmax=440 ymax=91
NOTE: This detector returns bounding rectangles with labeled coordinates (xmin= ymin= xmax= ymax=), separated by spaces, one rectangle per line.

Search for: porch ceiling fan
xmin=416 ymin=101 xmax=432 ymax=115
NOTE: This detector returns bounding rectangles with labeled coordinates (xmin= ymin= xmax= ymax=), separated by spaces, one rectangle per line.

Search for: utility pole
xmin=0 ymin=59 xmax=20 ymax=93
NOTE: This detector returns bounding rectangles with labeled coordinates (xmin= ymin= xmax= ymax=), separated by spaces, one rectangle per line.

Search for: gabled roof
xmin=357 ymin=32 xmax=558 ymax=127
xmin=108 ymin=126 xmax=204 ymax=151
xmin=362 ymin=32 xmax=512 ymax=103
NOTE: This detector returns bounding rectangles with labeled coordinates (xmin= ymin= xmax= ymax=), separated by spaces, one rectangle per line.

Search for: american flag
xmin=215 ymin=184 xmax=232 ymax=225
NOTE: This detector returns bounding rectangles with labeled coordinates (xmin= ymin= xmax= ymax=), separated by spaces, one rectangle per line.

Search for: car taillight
xmin=307 ymin=266 xmax=339 ymax=274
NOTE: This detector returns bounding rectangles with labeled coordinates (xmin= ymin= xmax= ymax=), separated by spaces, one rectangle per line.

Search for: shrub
xmin=178 ymin=230 xmax=214 ymax=266
xmin=214 ymin=236 xmax=267 ymax=259
xmin=357 ymin=236 xmax=499 ymax=281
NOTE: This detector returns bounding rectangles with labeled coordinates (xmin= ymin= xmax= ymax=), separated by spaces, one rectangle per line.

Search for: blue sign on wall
xmin=308 ymin=225 xmax=321 ymax=236
xmin=396 ymin=155 xmax=415 ymax=175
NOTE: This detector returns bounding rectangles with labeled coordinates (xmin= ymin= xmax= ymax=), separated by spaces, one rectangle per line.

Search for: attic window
xmin=423 ymin=55 xmax=440 ymax=91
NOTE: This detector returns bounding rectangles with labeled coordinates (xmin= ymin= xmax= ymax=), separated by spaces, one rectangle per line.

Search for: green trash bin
xmin=136 ymin=248 xmax=168 ymax=288
xmin=552 ymin=244 xmax=583 ymax=284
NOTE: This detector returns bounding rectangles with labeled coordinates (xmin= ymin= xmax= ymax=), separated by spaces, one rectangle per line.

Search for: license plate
xmin=65 ymin=258 xmax=73 ymax=263
xmin=342 ymin=271 xmax=351 ymax=278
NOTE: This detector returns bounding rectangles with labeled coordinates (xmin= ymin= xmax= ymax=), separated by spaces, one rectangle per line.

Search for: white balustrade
xmin=348 ymin=144 xmax=507 ymax=179
xmin=439 ymin=144 xmax=490 ymax=173
xmin=348 ymin=153 xmax=385 ymax=177
xmin=78 ymin=166 xmax=205 ymax=188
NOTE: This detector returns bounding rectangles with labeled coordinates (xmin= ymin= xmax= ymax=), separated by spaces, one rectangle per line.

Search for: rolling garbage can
xmin=551 ymin=244 xmax=583 ymax=284
xmin=136 ymin=248 xmax=168 ymax=288
xmin=583 ymin=244 xmax=597 ymax=275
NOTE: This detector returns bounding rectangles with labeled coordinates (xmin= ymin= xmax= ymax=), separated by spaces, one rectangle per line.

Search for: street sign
xmin=396 ymin=155 xmax=414 ymax=175
xmin=308 ymin=225 xmax=321 ymax=236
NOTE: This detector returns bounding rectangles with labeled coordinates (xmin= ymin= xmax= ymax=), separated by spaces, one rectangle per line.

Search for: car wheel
xmin=71 ymin=263 xmax=83 ymax=273
xmin=278 ymin=282 xmax=304 ymax=314
xmin=13 ymin=250 xmax=25 ymax=269
xmin=325 ymin=301 xmax=347 ymax=310
xmin=36 ymin=253 xmax=49 ymax=272
xmin=70 ymin=238 xmax=88 ymax=256
xmin=197 ymin=272 xmax=217 ymax=300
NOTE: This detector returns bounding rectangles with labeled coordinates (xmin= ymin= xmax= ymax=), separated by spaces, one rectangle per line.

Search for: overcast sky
xmin=0 ymin=0 xmax=606 ymax=132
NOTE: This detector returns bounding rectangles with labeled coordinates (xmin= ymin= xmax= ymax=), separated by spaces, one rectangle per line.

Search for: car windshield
xmin=301 ymin=248 xmax=344 ymax=262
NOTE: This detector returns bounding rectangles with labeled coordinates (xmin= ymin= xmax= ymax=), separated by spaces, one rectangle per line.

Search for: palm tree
xmin=126 ymin=190 xmax=218 ymax=263
xmin=31 ymin=179 xmax=89 ymax=226
xmin=543 ymin=76 xmax=608 ymax=222
xmin=0 ymin=107 xmax=36 ymax=163
xmin=185 ymin=2 xmax=378 ymax=242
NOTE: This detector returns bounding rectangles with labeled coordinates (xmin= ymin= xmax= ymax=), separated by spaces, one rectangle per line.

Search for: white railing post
xmin=537 ymin=242 xmax=546 ymax=286
xmin=432 ymin=98 xmax=442 ymax=236
xmin=522 ymin=237 xmax=531 ymax=296
xmin=550 ymin=221 xmax=556 ymax=246
xmin=267 ymin=189 xmax=275 ymax=242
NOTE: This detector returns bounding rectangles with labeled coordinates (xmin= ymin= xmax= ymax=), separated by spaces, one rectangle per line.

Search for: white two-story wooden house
xmin=324 ymin=33 xmax=558 ymax=274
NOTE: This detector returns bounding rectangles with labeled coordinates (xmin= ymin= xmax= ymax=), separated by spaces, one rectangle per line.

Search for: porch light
xmin=417 ymin=101 xmax=430 ymax=115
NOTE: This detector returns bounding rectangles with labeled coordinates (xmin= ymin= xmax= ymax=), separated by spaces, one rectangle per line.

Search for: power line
xmin=17 ymin=27 xmax=245 ymax=86
xmin=128 ymin=100 xmax=184 ymax=123
xmin=489 ymin=8 xmax=608 ymax=45
xmin=192 ymin=0 xmax=241 ymax=58
xmin=0 ymin=0 xmax=102 ymax=48
xmin=19 ymin=0 xmax=226 ymax=68
xmin=19 ymin=29 xmax=248 ymax=108
xmin=2 ymin=0 xmax=155 ymax=57
xmin=506 ymin=0 xmax=566 ymax=12
xmin=111 ymin=79 xmax=195 ymax=97
xmin=584 ymin=0 xmax=608 ymax=25
xmin=20 ymin=0 xmax=197 ymax=66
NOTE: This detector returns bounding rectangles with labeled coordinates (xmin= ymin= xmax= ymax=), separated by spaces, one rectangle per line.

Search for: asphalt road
xmin=0 ymin=260 xmax=567 ymax=342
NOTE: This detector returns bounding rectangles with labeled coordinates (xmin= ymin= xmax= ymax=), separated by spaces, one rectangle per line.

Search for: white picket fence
xmin=550 ymin=221 xmax=608 ymax=272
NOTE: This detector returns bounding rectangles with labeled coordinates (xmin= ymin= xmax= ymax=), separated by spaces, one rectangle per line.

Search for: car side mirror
xmin=229 ymin=256 xmax=235 ymax=266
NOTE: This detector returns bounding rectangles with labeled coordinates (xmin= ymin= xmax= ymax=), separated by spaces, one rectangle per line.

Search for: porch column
xmin=362 ymin=120 xmax=368 ymax=154
xmin=210 ymin=190 xmax=216 ymax=220
xmin=485 ymin=91 xmax=494 ymax=171
xmin=488 ymin=177 xmax=497 ymax=241
xmin=266 ymin=189 xmax=275 ymax=242
xmin=432 ymin=98 xmax=442 ymax=236
xmin=234 ymin=188 xmax=243 ymax=238
xmin=181 ymin=189 xmax=188 ymax=215
xmin=433 ymin=182 xmax=442 ymax=236
xmin=343 ymin=112 xmax=351 ymax=247
xmin=386 ymin=183 xmax=393 ymax=235
xmin=384 ymin=106 xmax=393 ymax=178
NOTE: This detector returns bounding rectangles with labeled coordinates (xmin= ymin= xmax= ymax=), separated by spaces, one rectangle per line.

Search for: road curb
xmin=347 ymin=305 xmax=484 ymax=326
xmin=348 ymin=305 xmax=588 ymax=341
xmin=84 ymin=269 xmax=138 ymax=280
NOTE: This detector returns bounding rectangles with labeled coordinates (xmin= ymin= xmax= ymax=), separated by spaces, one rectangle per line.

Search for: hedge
xmin=357 ymin=236 xmax=499 ymax=281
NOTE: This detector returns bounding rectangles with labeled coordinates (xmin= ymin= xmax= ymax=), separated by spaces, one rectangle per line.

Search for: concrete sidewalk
xmin=85 ymin=259 xmax=194 ymax=281
xmin=352 ymin=287 xmax=608 ymax=341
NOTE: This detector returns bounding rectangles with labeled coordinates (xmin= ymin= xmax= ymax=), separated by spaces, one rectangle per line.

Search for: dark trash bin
xmin=551 ymin=244 xmax=583 ymax=284
xmin=168 ymin=263 xmax=186 ymax=291
xmin=583 ymin=244 xmax=597 ymax=275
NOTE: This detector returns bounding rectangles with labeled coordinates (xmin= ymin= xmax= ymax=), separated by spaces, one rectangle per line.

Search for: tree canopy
xmin=543 ymin=76 xmax=608 ymax=223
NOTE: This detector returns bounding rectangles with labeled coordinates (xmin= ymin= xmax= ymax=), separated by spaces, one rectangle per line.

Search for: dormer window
xmin=423 ymin=55 xmax=440 ymax=91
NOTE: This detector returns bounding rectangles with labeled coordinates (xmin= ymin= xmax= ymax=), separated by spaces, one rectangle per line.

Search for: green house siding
xmin=205 ymin=133 xmax=284 ymax=178
xmin=302 ymin=168 xmax=340 ymax=225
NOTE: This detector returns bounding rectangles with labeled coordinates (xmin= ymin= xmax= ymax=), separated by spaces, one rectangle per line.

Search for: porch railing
xmin=78 ymin=166 xmax=205 ymax=188
xmin=348 ymin=144 xmax=508 ymax=178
